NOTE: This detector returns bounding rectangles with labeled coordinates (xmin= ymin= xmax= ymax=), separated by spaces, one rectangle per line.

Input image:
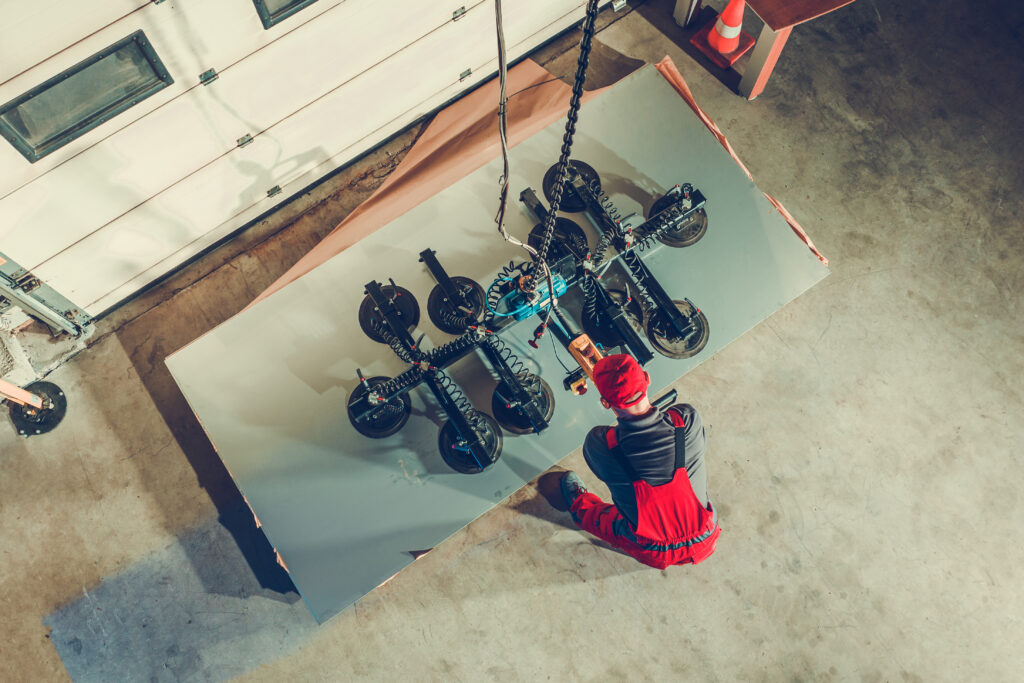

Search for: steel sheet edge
xmin=166 ymin=65 xmax=829 ymax=622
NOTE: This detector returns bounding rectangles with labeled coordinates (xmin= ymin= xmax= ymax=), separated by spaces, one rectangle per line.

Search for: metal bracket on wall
xmin=453 ymin=6 xmax=467 ymax=21
xmin=0 ymin=253 xmax=93 ymax=337
xmin=199 ymin=68 xmax=218 ymax=86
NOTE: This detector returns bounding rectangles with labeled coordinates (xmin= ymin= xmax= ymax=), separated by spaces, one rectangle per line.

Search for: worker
xmin=559 ymin=354 xmax=720 ymax=568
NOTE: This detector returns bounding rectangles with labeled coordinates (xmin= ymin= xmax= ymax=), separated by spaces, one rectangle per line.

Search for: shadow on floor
xmin=119 ymin=323 xmax=297 ymax=599
xmin=523 ymin=470 xmax=654 ymax=561
xmin=44 ymin=513 xmax=315 ymax=682
xmin=95 ymin=133 xmax=424 ymax=602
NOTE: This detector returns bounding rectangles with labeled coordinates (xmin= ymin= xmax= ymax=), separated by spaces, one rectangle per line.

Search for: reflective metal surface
xmin=167 ymin=66 xmax=829 ymax=622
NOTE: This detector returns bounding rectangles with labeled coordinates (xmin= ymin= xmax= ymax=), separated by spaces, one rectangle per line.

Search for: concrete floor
xmin=2 ymin=0 xmax=1023 ymax=679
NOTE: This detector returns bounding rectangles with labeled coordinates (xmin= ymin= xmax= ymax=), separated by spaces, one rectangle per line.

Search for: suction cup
xmin=646 ymin=300 xmax=710 ymax=359
xmin=542 ymin=160 xmax=600 ymax=213
xmin=426 ymin=276 xmax=485 ymax=335
xmin=608 ymin=288 xmax=645 ymax=327
xmin=581 ymin=288 xmax=644 ymax=350
xmin=358 ymin=284 xmax=420 ymax=343
xmin=647 ymin=194 xmax=708 ymax=248
xmin=581 ymin=307 xmax=623 ymax=350
xmin=438 ymin=411 xmax=503 ymax=474
xmin=9 ymin=381 xmax=66 ymax=437
xmin=347 ymin=376 xmax=411 ymax=438
xmin=490 ymin=374 xmax=555 ymax=435
xmin=528 ymin=217 xmax=589 ymax=261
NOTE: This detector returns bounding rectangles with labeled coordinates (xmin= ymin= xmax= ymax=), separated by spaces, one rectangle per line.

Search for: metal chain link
xmin=534 ymin=0 xmax=601 ymax=267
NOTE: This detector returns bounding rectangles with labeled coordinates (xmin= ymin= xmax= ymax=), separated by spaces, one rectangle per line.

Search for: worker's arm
xmin=582 ymin=427 xmax=641 ymax=524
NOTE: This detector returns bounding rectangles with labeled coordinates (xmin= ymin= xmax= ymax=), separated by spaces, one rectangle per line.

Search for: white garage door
xmin=0 ymin=0 xmax=603 ymax=316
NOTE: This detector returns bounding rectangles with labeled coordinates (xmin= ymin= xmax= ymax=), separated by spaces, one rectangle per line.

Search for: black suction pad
xmin=490 ymin=374 xmax=555 ymax=435
xmin=528 ymin=217 xmax=589 ymax=261
xmin=347 ymin=376 xmax=411 ymax=438
xmin=426 ymin=277 xmax=485 ymax=335
xmin=9 ymin=381 xmax=66 ymax=437
xmin=358 ymin=285 xmax=420 ymax=343
xmin=438 ymin=411 xmax=503 ymax=474
xmin=647 ymin=194 xmax=708 ymax=248
xmin=646 ymin=300 xmax=709 ymax=359
xmin=542 ymin=160 xmax=600 ymax=213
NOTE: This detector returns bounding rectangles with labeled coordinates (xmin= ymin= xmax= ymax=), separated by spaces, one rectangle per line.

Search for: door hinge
xmin=0 ymin=253 xmax=92 ymax=337
xmin=9 ymin=268 xmax=40 ymax=293
xmin=236 ymin=133 xmax=254 ymax=148
xmin=267 ymin=185 xmax=282 ymax=198
xmin=460 ymin=68 xmax=472 ymax=81
xmin=199 ymin=68 xmax=218 ymax=86
xmin=19 ymin=276 xmax=40 ymax=294
xmin=453 ymin=6 xmax=467 ymax=21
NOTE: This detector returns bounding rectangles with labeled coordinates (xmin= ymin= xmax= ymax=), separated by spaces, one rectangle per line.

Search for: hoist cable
xmin=492 ymin=0 xmax=601 ymax=330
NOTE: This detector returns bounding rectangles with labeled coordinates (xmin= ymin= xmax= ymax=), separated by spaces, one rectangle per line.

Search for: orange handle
xmin=567 ymin=334 xmax=604 ymax=381
xmin=0 ymin=378 xmax=44 ymax=410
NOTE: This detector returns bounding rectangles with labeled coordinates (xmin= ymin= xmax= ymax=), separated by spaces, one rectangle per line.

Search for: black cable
xmin=492 ymin=0 xmax=601 ymax=340
xmin=549 ymin=330 xmax=572 ymax=373
xmin=493 ymin=0 xmax=557 ymax=320
xmin=533 ymin=0 xmax=601 ymax=266
xmin=507 ymin=77 xmax=561 ymax=100
xmin=532 ymin=0 xmax=601 ymax=333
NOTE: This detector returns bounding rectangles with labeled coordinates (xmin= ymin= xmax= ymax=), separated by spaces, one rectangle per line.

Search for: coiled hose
xmin=633 ymin=183 xmax=698 ymax=252
xmin=439 ymin=304 xmax=475 ymax=333
xmin=431 ymin=369 xmax=485 ymax=430
xmin=370 ymin=366 xmax=426 ymax=398
xmin=484 ymin=260 xmax=526 ymax=323
xmin=371 ymin=320 xmax=416 ymax=364
xmin=620 ymin=250 xmax=657 ymax=317
xmin=484 ymin=334 xmax=527 ymax=378
xmin=588 ymin=178 xmax=625 ymax=234
xmin=425 ymin=332 xmax=479 ymax=366
xmin=580 ymin=270 xmax=600 ymax=324
xmin=590 ymin=232 xmax=614 ymax=268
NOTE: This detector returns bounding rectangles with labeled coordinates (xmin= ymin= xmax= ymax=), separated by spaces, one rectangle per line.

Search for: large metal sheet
xmin=167 ymin=65 xmax=828 ymax=622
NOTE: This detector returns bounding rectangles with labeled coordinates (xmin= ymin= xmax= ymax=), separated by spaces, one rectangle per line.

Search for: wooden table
xmin=674 ymin=0 xmax=858 ymax=99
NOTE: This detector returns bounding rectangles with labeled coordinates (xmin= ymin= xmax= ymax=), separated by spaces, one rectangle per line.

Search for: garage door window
xmin=253 ymin=0 xmax=320 ymax=28
xmin=0 ymin=30 xmax=173 ymax=163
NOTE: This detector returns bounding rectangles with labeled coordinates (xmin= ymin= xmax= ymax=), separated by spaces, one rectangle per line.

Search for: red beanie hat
xmin=592 ymin=354 xmax=649 ymax=409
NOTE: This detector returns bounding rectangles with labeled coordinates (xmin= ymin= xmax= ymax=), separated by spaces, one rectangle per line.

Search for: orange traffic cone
xmin=690 ymin=0 xmax=755 ymax=69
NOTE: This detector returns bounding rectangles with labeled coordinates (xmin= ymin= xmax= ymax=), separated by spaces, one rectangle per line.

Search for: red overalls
xmin=570 ymin=408 xmax=720 ymax=569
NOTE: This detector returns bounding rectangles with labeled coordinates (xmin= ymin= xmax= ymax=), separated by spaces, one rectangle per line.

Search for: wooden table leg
xmin=738 ymin=23 xmax=793 ymax=100
xmin=673 ymin=0 xmax=703 ymax=28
